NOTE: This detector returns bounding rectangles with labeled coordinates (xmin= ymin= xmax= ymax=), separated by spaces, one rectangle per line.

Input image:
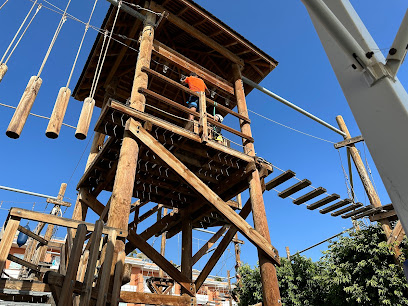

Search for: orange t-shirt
xmin=185 ymin=76 xmax=207 ymax=92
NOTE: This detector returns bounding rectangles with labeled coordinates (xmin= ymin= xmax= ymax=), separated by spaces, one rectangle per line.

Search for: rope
xmin=4 ymin=4 xmax=42 ymax=65
xmin=37 ymin=0 xmax=72 ymax=77
xmin=89 ymin=30 xmax=108 ymax=98
xmin=90 ymin=1 xmax=122 ymax=99
xmin=0 ymin=102 xmax=76 ymax=128
xmin=121 ymin=1 xmax=162 ymax=16
xmin=1 ymin=0 xmax=39 ymax=64
xmin=362 ymin=143 xmax=379 ymax=194
xmin=0 ymin=0 xmax=9 ymax=10
xmin=65 ymin=0 xmax=99 ymax=89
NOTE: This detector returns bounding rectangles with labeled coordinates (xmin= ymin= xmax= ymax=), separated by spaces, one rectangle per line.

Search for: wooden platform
xmin=77 ymin=100 xmax=272 ymax=229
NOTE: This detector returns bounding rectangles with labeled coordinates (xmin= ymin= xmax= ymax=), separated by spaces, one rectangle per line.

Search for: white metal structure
xmin=301 ymin=0 xmax=408 ymax=232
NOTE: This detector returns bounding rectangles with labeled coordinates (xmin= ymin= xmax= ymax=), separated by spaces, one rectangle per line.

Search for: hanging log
xmin=46 ymin=87 xmax=71 ymax=139
xmin=0 ymin=63 xmax=8 ymax=83
xmin=75 ymin=97 xmax=95 ymax=140
xmin=6 ymin=75 xmax=42 ymax=139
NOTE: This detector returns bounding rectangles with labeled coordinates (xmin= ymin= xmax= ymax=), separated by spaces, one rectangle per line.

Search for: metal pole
xmin=241 ymin=76 xmax=347 ymax=137
xmin=105 ymin=0 xmax=146 ymax=22
xmin=0 ymin=185 xmax=58 ymax=200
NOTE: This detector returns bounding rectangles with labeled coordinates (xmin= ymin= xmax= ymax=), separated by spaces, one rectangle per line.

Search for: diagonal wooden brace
xmin=127 ymin=119 xmax=280 ymax=265
xmin=127 ymin=231 xmax=196 ymax=296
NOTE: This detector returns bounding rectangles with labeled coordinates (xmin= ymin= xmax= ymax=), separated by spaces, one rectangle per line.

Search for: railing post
xmin=199 ymin=92 xmax=208 ymax=142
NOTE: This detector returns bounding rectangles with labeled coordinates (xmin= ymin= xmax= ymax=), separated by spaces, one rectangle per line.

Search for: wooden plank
xmin=79 ymin=220 xmax=103 ymax=306
xmin=387 ymin=221 xmax=404 ymax=245
xmin=331 ymin=202 xmax=363 ymax=217
xmin=192 ymin=225 xmax=228 ymax=265
xmin=351 ymin=208 xmax=378 ymax=220
xmin=78 ymin=189 xmax=105 ymax=217
xmin=7 ymin=254 xmax=40 ymax=272
xmin=142 ymin=66 xmax=249 ymax=122
xmin=0 ymin=279 xmax=50 ymax=292
xmin=9 ymin=208 xmax=127 ymax=237
xmin=307 ymin=194 xmax=340 ymax=210
xmin=341 ymin=206 xmax=373 ymax=219
xmin=126 ymin=231 xmax=195 ymax=296
xmin=17 ymin=225 xmax=48 ymax=245
xmin=278 ymin=179 xmax=311 ymax=198
xmin=319 ymin=199 xmax=353 ymax=214
xmin=293 ymin=187 xmax=326 ymax=205
xmin=59 ymin=224 xmax=87 ymax=305
xmin=265 ymin=170 xmax=295 ymax=191
xmin=207 ymin=115 xmax=254 ymax=142
xmin=46 ymin=198 xmax=71 ymax=207
xmin=111 ymin=250 xmax=126 ymax=306
xmin=120 ymin=292 xmax=196 ymax=305
xmin=334 ymin=135 xmax=364 ymax=149
xmin=152 ymin=40 xmax=234 ymax=94
xmin=0 ymin=216 xmax=20 ymax=273
xmin=128 ymin=120 xmax=279 ymax=265
xmin=370 ymin=209 xmax=397 ymax=222
xmin=96 ymin=230 xmax=117 ymax=306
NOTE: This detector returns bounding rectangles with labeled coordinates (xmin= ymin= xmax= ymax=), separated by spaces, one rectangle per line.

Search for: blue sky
xmin=0 ymin=0 xmax=407 ymax=278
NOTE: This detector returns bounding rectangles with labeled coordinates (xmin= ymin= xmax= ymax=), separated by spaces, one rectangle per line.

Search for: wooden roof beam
xmin=150 ymin=2 xmax=244 ymax=66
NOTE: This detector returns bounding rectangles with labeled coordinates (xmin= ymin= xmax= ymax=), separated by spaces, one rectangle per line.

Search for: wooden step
xmin=293 ymin=187 xmax=326 ymax=205
xmin=278 ymin=179 xmax=311 ymax=198
xmin=319 ymin=199 xmax=352 ymax=214
xmin=342 ymin=206 xmax=373 ymax=218
xmin=265 ymin=170 xmax=296 ymax=191
xmin=352 ymin=208 xmax=378 ymax=220
xmin=331 ymin=203 xmax=363 ymax=217
xmin=307 ymin=194 xmax=340 ymax=210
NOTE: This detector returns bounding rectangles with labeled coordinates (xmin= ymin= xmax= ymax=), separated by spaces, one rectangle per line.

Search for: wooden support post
xmin=233 ymin=64 xmax=281 ymax=306
xmin=59 ymin=224 xmax=87 ymax=305
xmin=285 ymin=247 xmax=290 ymax=260
xmin=111 ymin=250 xmax=126 ymax=306
xmin=192 ymin=225 xmax=228 ymax=265
xmin=181 ymin=215 xmax=193 ymax=295
xmin=336 ymin=116 xmax=395 ymax=238
xmin=6 ymin=76 xmax=42 ymax=139
xmin=159 ymin=207 xmax=168 ymax=278
xmin=0 ymin=63 xmax=8 ymax=83
xmin=0 ymin=217 xmax=20 ymax=273
xmin=46 ymin=87 xmax=71 ymax=139
xmin=227 ymin=270 xmax=232 ymax=306
xmin=234 ymin=233 xmax=241 ymax=270
xmin=198 ymin=91 xmax=208 ymax=142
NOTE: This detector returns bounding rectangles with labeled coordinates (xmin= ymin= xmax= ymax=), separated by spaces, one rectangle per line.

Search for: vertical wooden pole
xmin=159 ymin=207 xmax=168 ymax=278
xmin=227 ymin=270 xmax=232 ymax=306
xmin=232 ymin=64 xmax=281 ymax=306
xmin=199 ymin=92 xmax=208 ymax=142
xmin=0 ymin=217 xmax=20 ymax=273
xmin=181 ymin=216 xmax=193 ymax=295
xmin=111 ymin=250 xmax=126 ymax=306
xmin=336 ymin=116 xmax=392 ymax=236
xmin=234 ymin=233 xmax=241 ymax=270
xmin=285 ymin=247 xmax=290 ymax=260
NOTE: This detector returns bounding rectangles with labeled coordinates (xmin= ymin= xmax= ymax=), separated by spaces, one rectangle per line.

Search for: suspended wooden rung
xmin=307 ymin=193 xmax=340 ymax=210
xmin=331 ymin=202 xmax=363 ymax=217
xmin=341 ymin=205 xmax=373 ymax=219
xmin=278 ymin=179 xmax=311 ymax=198
xmin=0 ymin=63 xmax=8 ymax=83
xmin=319 ymin=199 xmax=352 ymax=214
xmin=46 ymin=87 xmax=71 ymax=139
xmin=265 ymin=170 xmax=296 ymax=191
xmin=75 ymin=97 xmax=95 ymax=140
xmin=351 ymin=207 xmax=378 ymax=220
xmin=293 ymin=187 xmax=326 ymax=205
xmin=6 ymin=75 xmax=42 ymax=139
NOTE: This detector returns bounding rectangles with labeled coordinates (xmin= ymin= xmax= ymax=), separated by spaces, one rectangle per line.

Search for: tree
xmin=234 ymin=224 xmax=408 ymax=305
xmin=321 ymin=224 xmax=408 ymax=305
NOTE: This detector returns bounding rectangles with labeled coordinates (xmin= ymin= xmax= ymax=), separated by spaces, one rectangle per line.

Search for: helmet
xmin=215 ymin=114 xmax=224 ymax=123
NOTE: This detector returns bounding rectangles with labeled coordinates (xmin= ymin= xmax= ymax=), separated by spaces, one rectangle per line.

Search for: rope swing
xmin=0 ymin=1 xmax=41 ymax=83
xmin=75 ymin=1 xmax=122 ymax=140
xmin=6 ymin=0 xmax=72 ymax=139
xmin=46 ymin=0 xmax=99 ymax=139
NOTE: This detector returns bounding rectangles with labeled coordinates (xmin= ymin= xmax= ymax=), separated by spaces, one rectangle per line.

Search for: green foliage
xmin=235 ymin=224 xmax=408 ymax=306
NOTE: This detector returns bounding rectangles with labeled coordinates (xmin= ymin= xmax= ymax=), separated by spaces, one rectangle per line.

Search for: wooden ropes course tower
xmin=0 ymin=0 xmax=283 ymax=305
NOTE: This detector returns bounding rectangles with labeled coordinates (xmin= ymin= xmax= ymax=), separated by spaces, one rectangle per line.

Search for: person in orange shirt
xmin=182 ymin=72 xmax=210 ymax=129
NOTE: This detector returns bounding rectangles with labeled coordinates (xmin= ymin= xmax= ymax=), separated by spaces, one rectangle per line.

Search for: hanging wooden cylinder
xmin=45 ymin=87 xmax=71 ymax=139
xmin=6 ymin=75 xmax=42 ymax=139
xmin=75 ymin=97 xmax=95 ymax=140
xmin=0 ymin=63 xmax=8 ymax=83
